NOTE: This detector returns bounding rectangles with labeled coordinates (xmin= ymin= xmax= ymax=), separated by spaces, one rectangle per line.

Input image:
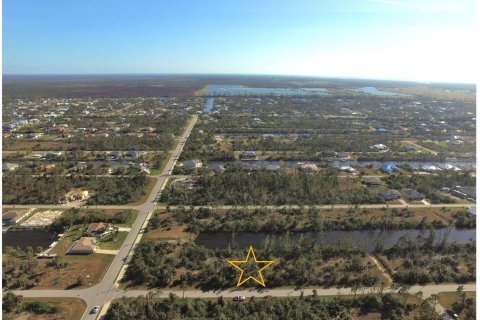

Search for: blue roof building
xmin=380 ymin=164 xmax=398 ymax=173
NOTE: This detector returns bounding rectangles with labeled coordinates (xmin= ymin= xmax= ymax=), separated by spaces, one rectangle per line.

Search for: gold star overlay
xmin=227 ymin=246 xmax=274 ymax=287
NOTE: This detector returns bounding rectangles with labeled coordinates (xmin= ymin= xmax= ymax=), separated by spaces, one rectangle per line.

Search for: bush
xmin=23 ymin=301 xmax=59 ymax=314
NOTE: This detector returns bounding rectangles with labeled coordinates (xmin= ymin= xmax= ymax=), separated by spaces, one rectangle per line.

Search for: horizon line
xmin=2 ymin=72 xmax=476 ymax=85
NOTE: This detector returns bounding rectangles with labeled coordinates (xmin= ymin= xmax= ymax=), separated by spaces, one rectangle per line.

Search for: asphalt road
xmin=4 ymin=115 xmax=476 ymax=319
xmin=6 ymin=115 xmax=199 ymax=320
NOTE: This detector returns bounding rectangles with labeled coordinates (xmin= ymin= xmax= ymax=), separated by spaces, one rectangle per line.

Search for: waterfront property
xmin=66 ymin=237 xmax=97 ymax=255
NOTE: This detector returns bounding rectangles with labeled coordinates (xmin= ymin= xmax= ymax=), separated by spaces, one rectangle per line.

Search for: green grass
xmin=98 ymin=231 xmax=128 ymax=250
xmin=438 ymin=291 xmax=476 ymax=309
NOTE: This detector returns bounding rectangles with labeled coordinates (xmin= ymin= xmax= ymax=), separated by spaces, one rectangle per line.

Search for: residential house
xmin=363 ymin=177 xmax=382 ymax=186
xmin=451 ymin=187 xmax=476 ymax=200
xmin=339 ymin=166 xmax=356 ymax=173
xmin=370 ymin=144 xmax=389 ymax=152
xmin=63 ymin=190 xmax=90 ymax=202
xmin=320 ymin=150 xmax=337 ymax=157
xmin=183 ymin=160 xmax=202 ymax=171
xmin=130 ymin=162 xmax=150 ymax=174
xmin=401 ymin=188 xmax=425 ymax=201
xmin=125 ymin=150 xmax=140 ymax=158
xmin=44 ymin=151 xmax=62 ymax=160
xmin=240 ymin=151 xmax=257 ymax=160
xmin=173 ymin=178 xmax=198 ymax=191
xmin=107 ymin=151 xmax=122 ymax=160
xmin=299 ymin=163 xmax=319 ymax=171
xmin=71 ymin=162 xmax=88 ymax=172
xmin=380 ymin=164 xmax=398 ymax=174
xmin=85 ymin=222 xmax=114 ymax=237
xmin=66 ymin=237 xmax=97 ymax=255
xmin=378 ymin=189 xmax=402 ymax=201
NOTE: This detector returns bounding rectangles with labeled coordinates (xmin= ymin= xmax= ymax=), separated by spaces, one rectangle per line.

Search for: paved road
xmin=5 ymin=116 xmax=199 ymax=320
xmin=13 ymin=283 xmax=475 ymax=306
xmin=167 ymin=203 xmax=475 ymax=210
xmin=4 ymin=116 xmax=476 ymax=319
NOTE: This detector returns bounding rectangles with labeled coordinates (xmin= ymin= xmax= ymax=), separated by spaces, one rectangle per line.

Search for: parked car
xmin=233 ymin=296 xmax=245 ymax=301
xmin=90 ymin=306 xmax=100 ymax=314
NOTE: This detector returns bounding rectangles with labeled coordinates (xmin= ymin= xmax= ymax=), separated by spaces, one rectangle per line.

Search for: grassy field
xmin=4 ymin=297 xmax=86 ymax=320
xmin=98 ymin=231 xmax=128 ymax=250
xmin=438 ymin=291 xmax=475 ymax=309
xmin=35 ymin=253 xmax=114 ymax=289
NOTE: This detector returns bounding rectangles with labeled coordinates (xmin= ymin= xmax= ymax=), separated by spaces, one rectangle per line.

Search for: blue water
xmin=207 ymin=85 xmax=329 ymax=96
xmin=353 ymin=87 xmax=410 ymax=97
xmin=208 ymin=160 xmax=476 ymax=171
xmin=196 ymin=228 xmax=475 ymax=253
xmin=204 ymin=98 xmax=214 ymax=112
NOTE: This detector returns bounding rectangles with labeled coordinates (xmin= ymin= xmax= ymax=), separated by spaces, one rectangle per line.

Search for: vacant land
xmin=149 ymin=207 xmax=464 ymax=234
xmin=3 ymin=297 xmax=86 ymax=320
xmin=105 ymin=293 xmax=434 ymax=320
xmin=438 ymin=291 xmax=476 ymax=320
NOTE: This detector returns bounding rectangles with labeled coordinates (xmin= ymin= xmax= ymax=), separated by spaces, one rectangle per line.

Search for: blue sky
xmin=3 ymin=0 xmax=477 ymax=82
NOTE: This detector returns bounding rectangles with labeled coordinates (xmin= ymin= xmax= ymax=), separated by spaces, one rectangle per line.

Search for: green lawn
xmin=98 ymin=231 xmax=128 ymax=250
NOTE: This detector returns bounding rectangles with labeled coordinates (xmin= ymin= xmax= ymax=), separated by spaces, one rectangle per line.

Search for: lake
xmin=195 ymin=227 xmax=475 ymax=253
xmin=2 ymin=229 xmax=57 ymax=250
xmin=353 ymin=87 xmax=410 ymax=97
xmin=207 ymin=85 xmax=329 ymax=96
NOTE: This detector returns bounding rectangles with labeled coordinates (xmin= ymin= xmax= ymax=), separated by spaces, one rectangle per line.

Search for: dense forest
xmin=105 ymin=292 xmax=438 ymax=320
xmin=2 ymin=167 xmax=149 ymax=205
xmin=161 ymin=166 xmax=383 ymax=205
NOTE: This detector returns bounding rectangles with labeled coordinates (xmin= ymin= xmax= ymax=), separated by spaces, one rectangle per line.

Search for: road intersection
xmin=4 ymin=115 xmax=476 ymax=319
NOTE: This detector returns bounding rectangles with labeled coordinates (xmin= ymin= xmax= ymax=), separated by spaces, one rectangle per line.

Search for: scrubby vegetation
xmin=125 ymin=237 xmax=387 ymax=290
xmin=377 ymin=232 xmax=476 ymax=285
xmin=154 ymin=207 xmax=456 ymax=233
xmin=106 ymin=292 xmax=437 ymax=320
xmin=2 ymin=167 xmax=149 ymax=205
xmin=161 ymin=166 xmax=383 ymax=205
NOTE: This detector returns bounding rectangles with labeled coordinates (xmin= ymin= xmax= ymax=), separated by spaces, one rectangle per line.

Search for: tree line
xmin=161 ymin=166 xmax=383 ymax=205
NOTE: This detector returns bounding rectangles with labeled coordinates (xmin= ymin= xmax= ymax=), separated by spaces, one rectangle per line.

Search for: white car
xmin=90 ymin=306 xmax=100 ymax=314
xmin=233 ymin=296 xmax=245 ymax=301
